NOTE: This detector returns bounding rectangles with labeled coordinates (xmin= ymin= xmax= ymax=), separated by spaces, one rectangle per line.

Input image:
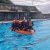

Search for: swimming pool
xmin=0 ymin=20 xmax=50 ymax=50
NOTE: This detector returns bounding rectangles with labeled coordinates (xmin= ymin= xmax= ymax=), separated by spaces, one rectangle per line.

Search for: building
xmin=0 ymin=2 xmax=43 ymax=21
xmin=43 ymin=14 xmax=50 ymax=19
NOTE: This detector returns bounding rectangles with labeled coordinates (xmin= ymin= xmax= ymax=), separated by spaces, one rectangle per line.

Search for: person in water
xmin=12 ymin=17 xmax=33 ymax=31
xmin=12 ymin=20 xmax=19 ymax=31
xmin=20 ymin=17 xmax=28 ymax=31
xmin=19 ymin=17 xmax=32 ymax=31
xmin=26 ymin=17 xmax=33 ymax=31
xmin=21 ymin=20 xmax=27 ymax=30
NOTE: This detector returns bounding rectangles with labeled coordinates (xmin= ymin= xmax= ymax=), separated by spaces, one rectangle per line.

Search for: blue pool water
xmin=0 ymin=20 xmax=50 ymax=50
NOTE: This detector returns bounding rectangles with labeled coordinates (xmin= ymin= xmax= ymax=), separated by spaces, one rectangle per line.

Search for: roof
xmin=0 ymin=3 xmax=39 ymax=12
xmin=36 ymin=4 xmax=50 ymax=14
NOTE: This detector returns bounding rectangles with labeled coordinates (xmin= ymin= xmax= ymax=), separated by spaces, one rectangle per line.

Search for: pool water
xmin=0 ymin=20 xmax=50 ymax=50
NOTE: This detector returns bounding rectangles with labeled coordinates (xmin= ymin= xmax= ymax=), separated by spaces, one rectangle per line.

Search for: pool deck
xmin=0 ymin=19 xmax=49 ymax=23
xmin=0 ymin=21 xmax=13 ymax=23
